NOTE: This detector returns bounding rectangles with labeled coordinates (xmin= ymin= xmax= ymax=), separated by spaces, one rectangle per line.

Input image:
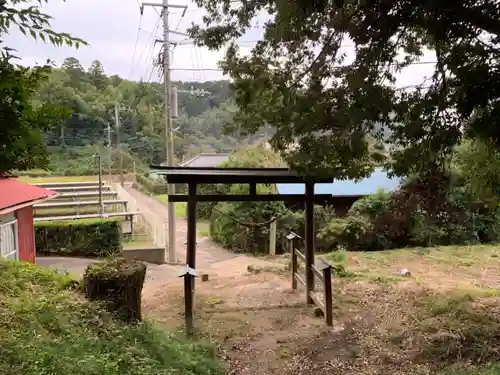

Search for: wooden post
xmin=269 ymin=219 xmax=277 ymax=256
xmin=178 ymin=265 xmax=197 ymax=336
xmin=323 ymin=265 xmax=333 ymax=326
xmin=305 ymin=181 xmax=315 ymax=304
xmin=286 ymin=232 xmax=301 ymax=290
xmin=291 ymin=245 xmax=297 ymax=290
xmin=249 ymin=183 xmax=257 ymax=196
xmin=186 ymin=182 xmax=197 ymax=289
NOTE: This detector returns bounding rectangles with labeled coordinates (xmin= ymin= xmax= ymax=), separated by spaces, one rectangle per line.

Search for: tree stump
xmin=83 ymin=258 xmax=147 ymax=323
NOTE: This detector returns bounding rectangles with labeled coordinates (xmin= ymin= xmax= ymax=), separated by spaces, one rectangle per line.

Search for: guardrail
xmin=288 ymin=233 xmax=333 ymax=326
xmin=113 ymin=183 xmax=165 ymax=248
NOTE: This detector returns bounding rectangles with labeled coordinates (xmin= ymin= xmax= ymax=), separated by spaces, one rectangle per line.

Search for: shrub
xmin=282 ymin=205 xmax=336 ymax=252
xmin=210 ymin=184 xmax=290 ymax=254
xmin=35 ymin=218 xmax=122 ymax=257
xmin=200 ymin=144 xmax=284 ymax=221
xmin=348 ymin=189 xmax=391 ymax=219
xmin=371 ymin=172 xmax=453 ymax=249
xmin=195 ymin=183 xmax=230 ymax=220
xmin=84 ymin=258 xmax=147 ymax=323
xmin=135 ymin=173 xmax=168 ymax=195
xmin=318 ymin=215 xmax=372 ymax=250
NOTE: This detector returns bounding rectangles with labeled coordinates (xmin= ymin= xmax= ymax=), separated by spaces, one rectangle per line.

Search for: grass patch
xmin=412 ymin=290 xmax=500 ymax=368
xmin=34 ymin=204 xmax=125 ymax=217
xmin=0 ymin=259 xmax=222 ymax=375
xmin=156 ymin=195 xmax=187 ymax=218
xmin=322 ymin=245 xmax=500 ymax=289
xmin=156 ymin=195 xmax=210 ymax=237
xmin=198 ymin=220 xmax=210 ymax=237
xmin=439 ymin=363 xmax=500 ymax=375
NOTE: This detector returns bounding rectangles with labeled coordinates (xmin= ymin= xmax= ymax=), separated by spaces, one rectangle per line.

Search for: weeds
xmin=0 ymin=259 xmax=222 ymax=375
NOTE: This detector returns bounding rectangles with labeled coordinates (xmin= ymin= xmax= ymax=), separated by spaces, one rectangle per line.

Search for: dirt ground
xmin=143 ymin=245 xmax=500 ymax=375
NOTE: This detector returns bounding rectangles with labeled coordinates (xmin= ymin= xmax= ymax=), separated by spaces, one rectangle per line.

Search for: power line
xmin=170 ymin=60 xmax=438 ymax=72
xmin=128 ymin=10 xmax=144 ymax=79
xmin=138 ymin=16 xmax=162 ymax=80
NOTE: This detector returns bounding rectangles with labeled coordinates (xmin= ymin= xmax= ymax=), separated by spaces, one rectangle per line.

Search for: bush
xmin=135 ymin=173 xmax=168 ymax=195
xmin=210 ymin=184 xmax=290 ymax=254
xmin=35 ymin=218 xmax=122 ymax=257
xmin=84 ymin=258 xmax=147 ymax=323
xmin=318 ymin=215 xmax=373 ymax=250
xmin=348 ymin=189 xmax=392 ymax=219
xmin=195 ymin=183 xmax=230 ymax=220
xmin=0 ymin=259 xmax=222 ymax=375
xmin=283 ymin=205 xmax=336 ymax=252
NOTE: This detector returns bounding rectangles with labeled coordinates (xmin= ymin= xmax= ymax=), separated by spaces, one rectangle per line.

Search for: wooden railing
xmin=289 ymin=234 xmax=333 ymax=326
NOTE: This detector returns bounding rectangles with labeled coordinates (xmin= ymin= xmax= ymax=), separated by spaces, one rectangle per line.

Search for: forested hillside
xmin=32 ymin=57 xmax=271 ymax=174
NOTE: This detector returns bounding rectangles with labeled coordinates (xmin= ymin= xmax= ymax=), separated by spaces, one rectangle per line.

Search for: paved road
xmin=36 ymin=256 xmax=180 ymax=283
xmin=124 ymin=184 xmax=239 ymax=268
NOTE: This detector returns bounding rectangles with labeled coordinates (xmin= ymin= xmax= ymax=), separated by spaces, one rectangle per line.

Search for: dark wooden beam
xmin=249 ymin=183 xmax=257 ymax=195
xmin=305 ymin=181 xmax=315 ymax=304
xmin=186 ymin=182 xmax=197 ymax=289
xmin=167 ymin=194 xmax=333 ymax=203
xmin=150 ymin=166 xmax=332 ymax=184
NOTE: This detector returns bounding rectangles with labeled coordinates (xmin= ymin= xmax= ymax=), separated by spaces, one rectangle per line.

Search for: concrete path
xmin=36 ymin=256 xmax=179 ymax=283
xmin=123 ymin=184 xmax=240 ymax=269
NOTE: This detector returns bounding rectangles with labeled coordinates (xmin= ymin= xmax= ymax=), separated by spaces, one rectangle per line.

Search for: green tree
xmin=453 ymin=139 xmax=500 ymax=202
xmin=88 ymin=60 xmax=107 ymax=91
xmin=189 ymin=0 xmax=500 ymax=178
xmin=0 ymin=0 xmax=86 ymax=174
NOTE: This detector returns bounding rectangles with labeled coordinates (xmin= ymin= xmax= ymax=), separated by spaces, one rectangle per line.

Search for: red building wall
xmin=15 ymin=206 xmax=36 ymax=263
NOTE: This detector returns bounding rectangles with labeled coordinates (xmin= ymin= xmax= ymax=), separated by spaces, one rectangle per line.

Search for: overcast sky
xmin=5 ymin=0 xmax=435 ymax=85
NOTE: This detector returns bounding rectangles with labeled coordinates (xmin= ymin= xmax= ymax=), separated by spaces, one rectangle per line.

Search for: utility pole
xmin=107 ymin=123 xmax=112 ymax=184
xmin=115 ymin=103 xmax=124 ymax=187
xmin=141 ymin=1 xmax=187 ymax=263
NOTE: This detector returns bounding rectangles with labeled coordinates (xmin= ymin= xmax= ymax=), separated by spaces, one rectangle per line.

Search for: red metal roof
xmin=0 ymin=178 xmax=57 ymax=214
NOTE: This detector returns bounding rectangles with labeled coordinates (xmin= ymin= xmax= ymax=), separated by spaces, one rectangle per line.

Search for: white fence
xmin=113 ymin=183 xmax=165 ymax=248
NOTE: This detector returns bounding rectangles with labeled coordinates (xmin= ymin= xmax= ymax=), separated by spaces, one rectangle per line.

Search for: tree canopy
xmin=0 ymin=0 xmax=86 ymax=175
xmin=33 ymin=60 xmax=271 ymax=170
xmin=189 ymin=0 xmax=500 ymax=178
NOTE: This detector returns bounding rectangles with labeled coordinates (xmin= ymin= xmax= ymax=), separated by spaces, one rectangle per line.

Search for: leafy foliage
xmin=0 ymin=259 xmax=222 ymax=375
xmin=452 ymin=139 xmax=500 ymax=202
xmin=0 ymin=62 xmax=69 ymax=174
xmin=189 ymin=0 xmax=500 ymax=178
xmin=317 ymin=173 xmax=500 ymax=251
xmin=196 ymin=144 xmax=284 ymax=220
xmin=33 ymin=61 xmax=273 ymax=172
xmin=208 ymin=145 xmax=290 ymax=254
xmin=0 ymin=0 xmax=86 ymax=174
xmin=35 ymin=218 xmax=122 ymax=257
xmin=210 ymin=184 xmax=289 ymax=254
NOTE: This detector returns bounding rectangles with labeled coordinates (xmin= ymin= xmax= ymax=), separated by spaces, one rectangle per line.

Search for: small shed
xmin=276 ymin=168 xmax=401 ymax=215
xmin=0 ymin=178 xmax=57 ymax=263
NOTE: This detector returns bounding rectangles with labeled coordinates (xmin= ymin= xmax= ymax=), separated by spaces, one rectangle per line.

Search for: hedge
xmin=35 ymin=218 xmax=122 ymax=258
xmin=135 ymin=173 xmax=168 ymax=195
